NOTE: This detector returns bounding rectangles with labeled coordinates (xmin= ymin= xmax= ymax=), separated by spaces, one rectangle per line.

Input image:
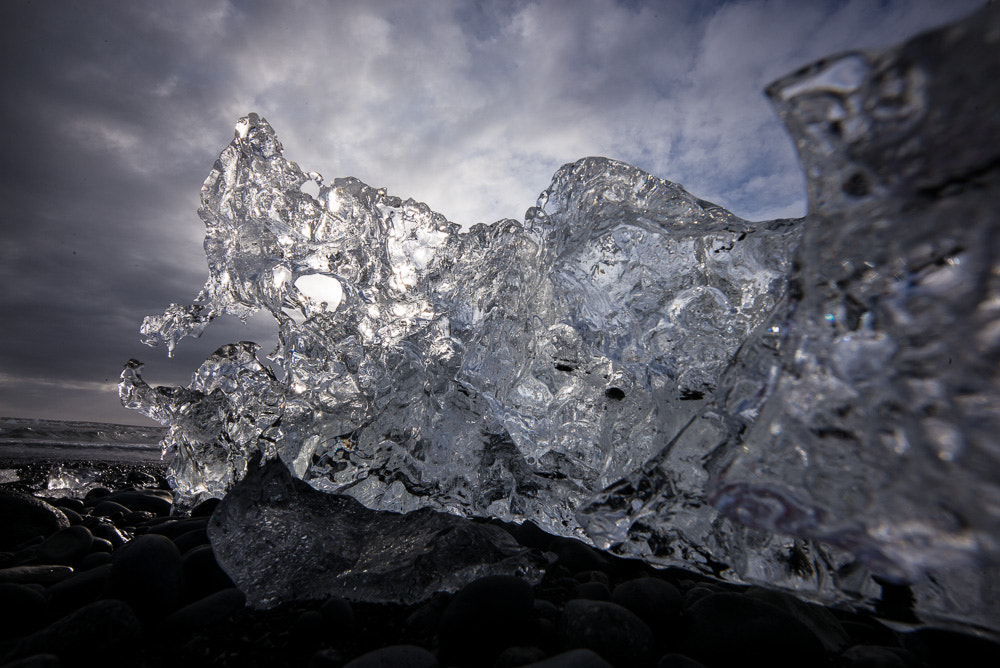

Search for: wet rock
xmin=342 ymin=645 xmax=439 ymax=668
xmin=109 ymin=534 xmax=183 ymax=619
xmin=685 ymin=592 xmax=826 ymax=668
xmin=558 ymin=599 xmax=656 ymax=667
xmin=36 ymin=526 xmax=93 ymax=565
xmin=439 ymin=575 xmax=535 ymax=666
xmin=9 ymin=599 xmax=140 ymax=663
xmin=0 ymin=491 xmax=69 ymax=550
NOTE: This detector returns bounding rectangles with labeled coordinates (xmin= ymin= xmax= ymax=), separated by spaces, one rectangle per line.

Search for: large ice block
xmin=123 ymin=4 xmax=1000 ymax=632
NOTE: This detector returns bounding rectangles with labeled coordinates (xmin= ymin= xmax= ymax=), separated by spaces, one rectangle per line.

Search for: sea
xmin=0 ymin=416 xmax=168 ymax=496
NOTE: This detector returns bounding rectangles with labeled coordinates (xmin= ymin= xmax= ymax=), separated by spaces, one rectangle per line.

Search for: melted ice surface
xmin=123 ymin=4 xmax=1000 ymax=633
xmin=121 ymin=113 xmax=798 ymax=528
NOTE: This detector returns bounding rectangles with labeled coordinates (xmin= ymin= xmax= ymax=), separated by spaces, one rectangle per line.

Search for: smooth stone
xmin=308 ymin=648 xmax=347 ymax=668
xmin=190 ymin=497 xmax=221 ymax=518
xmin=493 ymin=646 xmax=547 ymax=668
xmin=0 ymin=655 xmax=61 ymax=668
xmin=89 ymin=537 xmax=114 ymax=553
xmin=145 ymin=517 xmax=208 ymax=539
xmin=841 ymin=645 xmax=907 ymax=668
xmin=559 ymin=599 xmax=657 ymax=667
xmin=181 ymin=544 xmax=234 ymax=601
xmin=92 ymin=500 xmax=131 ymax=519
xmin=746 ymin=587 xmax=851 ymax=652
xmin=36 ymin=526 xmax=93 ymax=564
xmin=902 ymin=627 xmax=1000 ymax=668
xmin=522 ymin=649 xmax=613 ymax=668
xmin=439 ymin=575 xmax=535 ymax=665
xmin=126 ymin=470 xmax=160 ymax=488
xmin=122 ymin=510 xmax=157 ymax=526
xmin=548 ymin=537 xmax=610 ymax=573
xmin=106 ymin=490 xmax=172 ymax=516
xmin=319 ymin=595 xmax=355 ymax=629
xmin=109 ymin=534 xmax=183 ymax=618
xmin=53 ymin=498 xmax=84 ymax=514
xmin=0 ymin=565 xmax=74 ymax=584
xmin=656 ymin=654 xmax=707 ymax=668
xmin=83 ymin=519 xmax=126 ymax=548
xmin=0 ymin=490 xmax=69 ymax=550
xmin=47 ymin=564 xmax=111 ymax=618
xmin=342 ymin=645 xmax=439 ymax=668
xmin=82 ymin=487 xmax=111 ymax=503
xmin=163 ymin=587 xmax=246 ymax=632
xmin=77 ymin=551 xmax=112 ymax=570
xmin=612 ymin=577 xmax=683 ymax=631
xmin=686 ymin=592 xmax=826 ymax=668
xmin=58 ymin=508 xmax=83 ymax=525
xmin=171 ymin=528 xmax=209 ymax=553
xmin=10 ymin=599 xmax=140 ymax=662
xmin=574 ymin=570 xmax=610 ymax=587
xmin=513 ymin=521 xmax=554 ymax=550
xmin=0 ymin=582 xmax=48 ymax=638
xmin=840 ymin=620 xmax=899 ymax=647
xmin=574 ymin=582 xmax=611 ymax=601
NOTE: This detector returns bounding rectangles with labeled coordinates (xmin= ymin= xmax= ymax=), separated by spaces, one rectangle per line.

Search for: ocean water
xmin=0 ymin=416 xmax=166 ymax=495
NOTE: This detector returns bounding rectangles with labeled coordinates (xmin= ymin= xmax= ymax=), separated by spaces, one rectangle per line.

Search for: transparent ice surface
xmin=208 ymin=457 xmax=545 ymax=608
xmin=123 ymin=4 xmax=999 ymax=632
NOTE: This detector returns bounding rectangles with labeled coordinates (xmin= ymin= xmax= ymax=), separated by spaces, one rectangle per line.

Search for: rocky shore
xmin=2 ymin=468 xmax=998 ymax=668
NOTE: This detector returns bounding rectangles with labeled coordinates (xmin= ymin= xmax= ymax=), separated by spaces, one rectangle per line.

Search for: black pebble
xmin=494 ymin=645 xmax=546 ymax=668
xmin=163 ymin=587 xmax=246 ymax=633
xmin=512 ymin=520 xmax=553 ymax=550
xmin=612 ymin=577 xmax=682 ymax=636
xmin=109 ymin=534 xmax=184 ymax=619
xmin=84 ymin=518 xmax=127 ymax=548
xmin=439 ymin=575 xmax=535 ymax=666
xmin=126 ymin=470 xmax=159 ymax=488
xmin=841 ymin=645 xmax=907 ymax=668
xmin=92 ymin=500 xmax=131 ymax=519
xmin=47 ymin=564 xmax=111 ymax=617
xmin=9 ymin=598 xmax=141 ymax=663
xmin=106 ymin=490 xmax=172 ymax=516
xmin=548 ymin=537 xmax=610 ymax=573
xmin=0 ymin=491 xmax=69 ymax=550
xmin=190 ymin=497 xmax=221 ymax=517
xmin=522 ymin=648 xmax=613 ymax=668
xmin=574 ymin=581 xmax=611 ymax=601
xmin=0 ymin=582 xmax=48 ymax=638
xmin=53 ymin=498 xmax=84 ymax=514
xmin=83 ymin=487 xmax=111 ymax=503
xmin=342 ymin=644 xmax=439 ymax=668
xmin=171 ymin=528 xmax=209 ymax=553
xmin=559 ymin=598 xmax=657 ymax=667
xmin=656 ymin=654 xmax=707 ymax=668
xmin=77 ymin=551 xmax=112 ymax=570
xmin=181 ymin=544 xmax=234 ymax=601
xmin=36 ymin=525 xmax=93 ymax=565
xmin=320 ymin=595 xmax=355 ymax=629
xmin=685 ymin=592 xmax=826 ymax=668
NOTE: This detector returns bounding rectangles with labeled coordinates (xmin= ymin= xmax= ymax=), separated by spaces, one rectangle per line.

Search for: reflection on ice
xmin=123 ymin=5 xmax=1000 ymax=632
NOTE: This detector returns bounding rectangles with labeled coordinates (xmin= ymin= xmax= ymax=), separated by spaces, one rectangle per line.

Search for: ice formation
xmin=208 ymin=457 xmax=545 ymax=607
xmin=122 ymin=5 xmax=999 ymax=631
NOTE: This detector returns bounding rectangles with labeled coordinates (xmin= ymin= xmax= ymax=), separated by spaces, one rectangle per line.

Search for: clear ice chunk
xmin=123 ymin=4 xmax=1000 ymax=632
xmin=207 ymin=457 xmax=545 ymax=608
xmin=120 ymin=114 xmax=798 ymax=532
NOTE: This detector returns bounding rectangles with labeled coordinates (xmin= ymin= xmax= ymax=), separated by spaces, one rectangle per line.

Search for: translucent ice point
xmin=123 ymin=5 xmax=1000 ymax=633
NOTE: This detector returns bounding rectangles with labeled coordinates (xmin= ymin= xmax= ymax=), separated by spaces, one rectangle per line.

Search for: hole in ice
xmin=604 ymin=387 xmax=626 ymax=401
xmin=294 ymin=274 xmax=343 ymax=313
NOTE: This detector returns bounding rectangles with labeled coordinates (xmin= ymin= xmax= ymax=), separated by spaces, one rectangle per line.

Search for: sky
xmin=0 ymin=0 xmax=985 ymax=426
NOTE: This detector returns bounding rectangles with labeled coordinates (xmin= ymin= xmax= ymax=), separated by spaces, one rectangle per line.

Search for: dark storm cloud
xmin=0 ymin=0 xmax=985 ymax=424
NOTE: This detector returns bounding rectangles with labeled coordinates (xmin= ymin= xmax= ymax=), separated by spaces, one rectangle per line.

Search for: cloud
xmin=0 ymin=0 xmax=985 ymax=424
